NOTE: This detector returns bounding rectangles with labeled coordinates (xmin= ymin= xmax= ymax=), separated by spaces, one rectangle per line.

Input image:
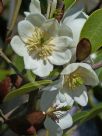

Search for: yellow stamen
xmin=64 ymin=72 xmax=84 ymax=90
xmin=25 ymin=27 xmax=54 ymax=59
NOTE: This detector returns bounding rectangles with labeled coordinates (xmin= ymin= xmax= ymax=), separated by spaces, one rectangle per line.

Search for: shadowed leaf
xmin=4 ymin=80 xmax=52 ymax=102
xmin=76 ymin=38 xmax=91 ymax=61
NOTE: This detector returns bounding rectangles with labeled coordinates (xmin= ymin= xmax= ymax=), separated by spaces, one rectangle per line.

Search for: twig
xmin=0 ymin=48 xmax=21 ymax=76
xmin=92 ymin=61 xmax=102 ymax=70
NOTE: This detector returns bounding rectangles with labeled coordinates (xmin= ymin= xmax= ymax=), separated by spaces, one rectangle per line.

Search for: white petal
xmin=59 ymin=23 xmax=73 ymax=38
xmin=32 ymin=60 xmax=53 ymax=77
xmin=77 ymin=63 xmax=99 ymax=86
xmin=57 ymin=114 xmax=73 ymax=129
xmin=29 ymin=0 xmax=41 ymax=14
xmin=57 ymin=92 xmax=74 ymax=107
xmin=62 ymin=0 xmax=84 ymax=21
xmin=23 ymin=55 xmax=38 ymax=69
xmin=64 ymin=18 xmax=86 ymax=46
xmin=10 ymin=36 xmax=28 ymax=56
xmin=24 ymin=12 xmax=30 ymax=16
xmin=50 ymin=36 xmax=73 ymax=49
xmin=61 ymin=62 xmax=99 ymax=87
xmin=61 ymin=63 xmax=80 ymax=75
xmin=26 ymin=13 xmax=46 ymax=27
xmin=18 ymin=20 xmax=34 ymax=42
xmin=44 ymin=117 xmax=63 ymax=136
xmin=41 ymin=19 xmax=59 ymax=37
xmin=74 ymin=91 xmax=88 ymax=106
xmin=49 ymin=49 xmax=72 ymax=65
xmin=40 ymin=88 xmax=58 ymax=111
xmin=41 ymin=79 xmax=62 ymax=92
xmin=63 ymin=93 xmax=74 ymax=106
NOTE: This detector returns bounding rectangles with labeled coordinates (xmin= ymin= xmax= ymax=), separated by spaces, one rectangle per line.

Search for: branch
xmin=92 ymin=61 xmax=102 ymax=70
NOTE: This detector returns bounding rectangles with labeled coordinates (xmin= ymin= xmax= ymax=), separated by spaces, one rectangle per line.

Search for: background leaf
xmin=0 ymin=70 xmax=11 ymax=81
xmin=73 ymin=102 xmax=102 ymax=124
xmin=7 ymin=0 xmax=22 ymax=36
xmin=80 ymin=9 xmax=102 ymax=52
xmin=64 ymin=0 xmax=76 ymax=9
xmin=4 ymin=80 xmax=52 ymax=102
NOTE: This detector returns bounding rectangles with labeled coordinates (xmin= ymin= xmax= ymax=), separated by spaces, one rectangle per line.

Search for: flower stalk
xmin=0 ymin=48 xmax=21 ymax=76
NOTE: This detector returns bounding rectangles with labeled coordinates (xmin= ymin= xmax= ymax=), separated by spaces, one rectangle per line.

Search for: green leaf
xmin=73 ymin=102 xmax=102 ymax=124
xmin=64 ymin=0 xmax=76 ymax=9
xmin=25 ymin=70 xmax=36 ymax=82
xmin=73 ymin=111 xmax=88 ymax=123
xmin=80 ymin=9 xmax=102 ymax=52
xmin=12 ymin=55 xmax=24 ymax=72
xmin=0 ymin=70 xmax=11 ymax=81
xmin=4 ymin=80 xmax=52 ymax=102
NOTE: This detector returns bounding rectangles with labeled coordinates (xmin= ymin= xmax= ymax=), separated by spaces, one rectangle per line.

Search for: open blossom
xmin=59 ymin=63 xmax=99 ymax=106
xmin=11 ymin=17 xmax=73 ymax=77
xmin=40 ymin=85 xmax=73 ymax=136
xmin=27 ymin=0 xmax=88 ymax=62
xmin=28 ymin=0 xmax=88 ymax=46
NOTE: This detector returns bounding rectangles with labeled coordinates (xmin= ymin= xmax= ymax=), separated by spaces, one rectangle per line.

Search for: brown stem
xmin=92 ymin=61 xmax=102 ymax=70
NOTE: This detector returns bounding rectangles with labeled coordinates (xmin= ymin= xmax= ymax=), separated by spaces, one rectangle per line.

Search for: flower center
xmin=25 ymin=27 xmax=54 ymax=59
xmin=64 ymin=73 xmax=84 ymax=90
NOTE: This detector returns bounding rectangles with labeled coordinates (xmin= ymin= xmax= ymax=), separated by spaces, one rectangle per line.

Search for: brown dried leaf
xmin=76 ymin=38 xmax=91 ymax=62
xmin=0 ymin=0 xmax=3 ymax=15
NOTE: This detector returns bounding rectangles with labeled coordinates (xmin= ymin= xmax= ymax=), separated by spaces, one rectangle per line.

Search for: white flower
xmin=60 ymin=63 xmax=99 ymax=106
xmin=62 ymin=1 xmax=88 ymax=47
xmin=40 ymin=85 xmax=73 ymax=136
xmin=26 ymin=0 xmax=88 ymax=62
xmin=24 ymin=0 xmax=57 ymax=18
xmin=11 ymin=17 xmax=73 ymax=77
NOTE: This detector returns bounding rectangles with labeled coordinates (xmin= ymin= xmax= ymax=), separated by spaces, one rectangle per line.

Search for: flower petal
xmin=32 ymin=59 xmax=53 ymax=77
xmin=61 ymin=63 xmax=80 ymax=75
xmin=18 ymin=20 xmax=34 ymax=42
xmin=77 ymin=63 xmax=99 ymax=86
xmin=64 ymin=18 xmax=86 ymax=46
xmin=59 ymin=23 xmax=73 ymax=38
xmin=26 ymin=13 xmax=46 ymax=27
xmin=63 ymin=0 xmax=84 ymax=21
xmin=10 ymin=36 xmax=28 ymax=56
xmin=23 ymin=55 xmax=38 ymax=69
xmin=44 ymin=117 xmax=63 ymax=136
xmin=57 ymin=92 xmax=74 ymax=107
xmin=40 ymin=88 xmax=58 ymax=111
xmin=29 ymin=0 xmax=41 ymax=14
xmin=24 ymin=12 xmax=30 ymax=16
xmin=61 ymin=63 xmax=99 ymax=87
xmin=57 ymin=113 xmax=73 ymax=129
xmin=50 ymin=36 xmax=73 ymax=49
xmin=49 ymin=49 xmax=72 ymax=65
xmin=74 ymin=91 xmax=88 ymax=106
xmin=41 ymin=19 xmax=60 ymax=37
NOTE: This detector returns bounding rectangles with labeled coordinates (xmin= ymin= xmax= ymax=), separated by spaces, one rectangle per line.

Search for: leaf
xmin=73 ymin=111 xmax=88 ymax=123
xmin=4 ymin=80 xmax=52 ymax=102
xmin=7 ymin=0 xmax=22 ymax=36
xmin=25 ymin=70 xmax=36 ymax=82
xmin=73 ymin=102 xmax=102 ymax=124
xmin=12 ymin=55 xmax=24 ymax=72
xmin=0 ymin=70 xmax=11 ymax=81
xmin=80 ymin=9 xmax=102 ymax=52
xmin=64 ymin=0 xmax=76 ymax=9
xmin=76 ymin=38 xmax=91 ymax=61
